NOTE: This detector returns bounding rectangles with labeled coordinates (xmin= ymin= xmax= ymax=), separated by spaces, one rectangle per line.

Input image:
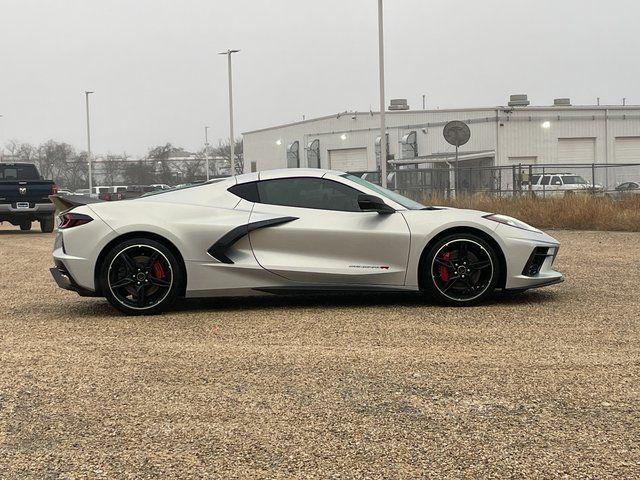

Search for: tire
xmin=20 ymin=221 xmax=32 ymax=231
xmin=422 ymin=233 xmax=500 ymax=306
xmin=40 ymin=216 xmax=54 ymax=233
xmin=100 ymin=238 xmax=184 ymax=315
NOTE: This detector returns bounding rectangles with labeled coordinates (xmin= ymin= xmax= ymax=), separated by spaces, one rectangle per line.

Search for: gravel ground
xmin=0 ymin=225 xmax=638 ymax=479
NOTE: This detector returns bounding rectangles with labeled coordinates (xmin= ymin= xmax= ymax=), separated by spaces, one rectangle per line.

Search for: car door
xmin=550 ymin=175 xmax=563 ymax=193
xmin=247 ymin=177 xmax=411 ymax=286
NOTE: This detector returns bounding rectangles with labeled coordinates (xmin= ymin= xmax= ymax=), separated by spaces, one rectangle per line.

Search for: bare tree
xmin=123 ymin=160 xmax=155 ymax=186
xmin=147 ymin=143 xmax=181 ymax=185
xmin=213 ymin=138 xmax=243 ymax=175
xmin=101 ymin=154 xmax=125 ymax=186
xmin=38 ymin=141 xmax=76 ymax=185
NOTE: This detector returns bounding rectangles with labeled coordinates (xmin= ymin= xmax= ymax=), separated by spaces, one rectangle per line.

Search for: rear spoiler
xmin=49 ymin=194 xmax=104 ymax=215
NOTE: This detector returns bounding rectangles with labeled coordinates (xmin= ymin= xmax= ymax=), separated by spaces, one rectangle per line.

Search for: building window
xmin=306 ymin=139 xmax=320 ymax=168
xmin=250 ymin=161 xmax=257 ymax=173
xmin=287 ymin=141 xmax=300 ymax=168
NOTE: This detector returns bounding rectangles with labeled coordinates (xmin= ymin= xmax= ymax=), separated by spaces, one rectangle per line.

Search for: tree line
xmin=2 ymin=139 xmax=243 ymax=189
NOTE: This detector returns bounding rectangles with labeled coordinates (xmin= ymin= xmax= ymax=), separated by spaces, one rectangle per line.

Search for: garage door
xmin=328 ymin=148 xmax=367 ymax=172
xmin=557 ymin=138 xmax=595 ymax=164
xmin=615 ymin=137 xmax=640 ymax=162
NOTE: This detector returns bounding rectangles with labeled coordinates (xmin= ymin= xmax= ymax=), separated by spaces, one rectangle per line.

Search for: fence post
xmin=542 ymin=166 xmax=546 ymax=198
xmin=512 ymin=165 xmax=516 ymax=197
xmin=591 ymin=163 xmax=596 ymax=196
xmin=528 ymin=164 xmax=533 ymax=197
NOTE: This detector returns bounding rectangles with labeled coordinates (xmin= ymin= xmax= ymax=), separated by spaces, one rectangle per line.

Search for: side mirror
xmin=357 ymin=194 xmax=395 ymax=214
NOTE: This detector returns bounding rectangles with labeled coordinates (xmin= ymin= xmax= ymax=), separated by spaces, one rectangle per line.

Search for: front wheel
xmin=422 ymin=233 xmax=500 ymax=305
xmin=100 ymin=238 xmax=184 ymax=315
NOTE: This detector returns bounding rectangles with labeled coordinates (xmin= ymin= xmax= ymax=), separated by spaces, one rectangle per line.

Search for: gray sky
xmin=1 ymin=0 xmax=637 ymax=157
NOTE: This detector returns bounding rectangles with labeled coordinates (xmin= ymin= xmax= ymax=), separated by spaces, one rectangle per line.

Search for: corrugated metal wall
xmin=244 ymin=107 xmax=640 ymax=180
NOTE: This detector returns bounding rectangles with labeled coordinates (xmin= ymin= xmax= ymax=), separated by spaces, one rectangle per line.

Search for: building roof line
xmin=242 ymin=105 xmax=640 ymax=135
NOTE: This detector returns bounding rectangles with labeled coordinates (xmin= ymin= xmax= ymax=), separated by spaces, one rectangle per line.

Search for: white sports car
xmin=50 ymin=169 xmax=563 ymax=315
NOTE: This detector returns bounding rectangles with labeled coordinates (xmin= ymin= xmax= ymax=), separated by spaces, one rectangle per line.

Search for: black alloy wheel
xmin=425 ymin=234 xmax=499 ymax=305
xmin=101 ymin=238 xmax=183 ymax=315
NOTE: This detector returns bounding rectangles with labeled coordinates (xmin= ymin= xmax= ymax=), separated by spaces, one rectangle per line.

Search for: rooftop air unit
xmin=553 ymin=98 xmax=571 ymax=106
xmin=508 ymin=94 xmax=530 ymax=107
xmin=389 ymin=98 xmax=409 ymax=111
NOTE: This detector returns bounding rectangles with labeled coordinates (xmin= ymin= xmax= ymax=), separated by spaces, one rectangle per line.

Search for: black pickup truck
xmin=0 ymin=163 xmax=57 ymax=232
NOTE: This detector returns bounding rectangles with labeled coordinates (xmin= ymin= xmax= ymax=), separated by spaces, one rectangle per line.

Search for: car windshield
xmin=561 ymin=175 xmax=588 ymax=185
xmin=341 ymin=173 xmax=425 ymax=210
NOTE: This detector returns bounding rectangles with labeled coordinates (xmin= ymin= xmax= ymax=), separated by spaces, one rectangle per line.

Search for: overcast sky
xmin=1 ymin=0 xmax=637 ymax=157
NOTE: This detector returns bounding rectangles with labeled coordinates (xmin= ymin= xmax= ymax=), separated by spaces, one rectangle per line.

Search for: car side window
xmin=631 ymin=183 xmax=639 ymax=190
xmin=256 ymin=178 xmax=362 ymax=212
xmin=551 ymin=176 xmax=562 ymax=186
xmin=540 ymin=175 xmax=551 ymax=186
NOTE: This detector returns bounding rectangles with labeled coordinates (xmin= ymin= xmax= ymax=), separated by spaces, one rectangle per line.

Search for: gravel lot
xmin=1 ymin=225 xmax=638 ymax=479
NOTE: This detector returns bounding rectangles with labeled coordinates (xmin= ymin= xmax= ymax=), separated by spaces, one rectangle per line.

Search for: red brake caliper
xmin=439 ymin=252 xmax=451 ymax=282
xmin=152 ymin=261 xmax=164 ymax=280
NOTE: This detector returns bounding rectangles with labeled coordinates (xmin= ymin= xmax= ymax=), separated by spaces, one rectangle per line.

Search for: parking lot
xmin=1 ymin=225 xmax=638 ymax=478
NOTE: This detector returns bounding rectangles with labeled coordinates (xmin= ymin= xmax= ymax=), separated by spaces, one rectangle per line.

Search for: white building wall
xmin=243 ymin=106 xmax=640 ymax=186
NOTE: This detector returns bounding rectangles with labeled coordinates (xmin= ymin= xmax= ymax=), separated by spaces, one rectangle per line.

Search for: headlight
xmin=483 ymin=214 xmax=541 ymax=233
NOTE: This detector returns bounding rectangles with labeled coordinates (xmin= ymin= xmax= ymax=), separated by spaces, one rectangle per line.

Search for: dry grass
xmin=421 ymin=194 xmax=640 ymax=232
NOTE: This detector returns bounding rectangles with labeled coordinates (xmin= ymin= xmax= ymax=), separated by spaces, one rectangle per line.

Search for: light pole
xmin=84 ymin=91 xmax=94 ymax=193
xmin=204 ymin=125 xmax=210 ymax=181
xmin=377 ymin=0 xmax=387 ymax=188
xmin=219 ymin=49 xmax=240 ymax=174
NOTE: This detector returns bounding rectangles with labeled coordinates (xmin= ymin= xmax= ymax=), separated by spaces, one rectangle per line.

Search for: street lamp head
xmin=218 ymin=49 xmax=241 ymax=55
xmin=85 ymin=91 xmax=94 ymax=95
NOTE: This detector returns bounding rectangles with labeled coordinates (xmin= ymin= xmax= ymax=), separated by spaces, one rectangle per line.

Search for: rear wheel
xmin=100 ymin=238 xmax=183 ymax=315
xmin=423 ymin=233 xmax=500 ymax=305
xmin=40 ymin=216 xmax=54 ymax=233
xmin=20 ymin=221 xmax=32 ymax=231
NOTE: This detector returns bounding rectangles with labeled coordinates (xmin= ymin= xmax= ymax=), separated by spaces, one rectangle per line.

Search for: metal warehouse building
xmin=242 ymin=95 xmax=640 ymax=192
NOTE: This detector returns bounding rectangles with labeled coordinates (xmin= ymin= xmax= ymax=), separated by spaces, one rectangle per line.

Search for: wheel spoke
xmin=459 ymin=242 xmax=468 ymax=260
xmin=149 ymin=276 xmax=170 ymax=288
xmin=470 ymin=260 xmax=491 ymax=270
xmin=441 ymin=276 xmax=460 ymax=293
xmin=434 ymin=258 xmax=453 ymax=269
xmin=111 ymin=277 xmax=134 ymax=289
xmin=136 ymin=284 xmax=146 ymax=307
xmin=119 ymin=252 xmax=137 ymax=274
xmin=146 ymin=251 xmax=160 ymax=268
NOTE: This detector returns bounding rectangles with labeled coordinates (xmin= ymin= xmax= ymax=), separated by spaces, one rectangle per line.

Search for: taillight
xmin=51 ymin=183 xmax=58 ymax=195
xmin=58 ymin=212 xmax=93 ymax=229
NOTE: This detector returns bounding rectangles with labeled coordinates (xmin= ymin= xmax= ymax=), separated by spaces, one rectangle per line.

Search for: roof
xmin=236 ymin=168 xmax=343 ymax=183
xmin=242 ymin=104 xmax=640 ymax=135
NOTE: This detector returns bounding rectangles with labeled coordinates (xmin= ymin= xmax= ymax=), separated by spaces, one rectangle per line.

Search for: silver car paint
xmin=53 ymin=168 xmax=563 ymax=297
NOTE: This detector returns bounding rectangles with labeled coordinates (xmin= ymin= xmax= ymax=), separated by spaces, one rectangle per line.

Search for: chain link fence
xmin=353 ymin=163 xmax=640 ymax=201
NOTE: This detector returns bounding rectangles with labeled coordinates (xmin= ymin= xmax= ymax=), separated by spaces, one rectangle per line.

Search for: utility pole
xmin=422 ymin=94 xmax=426 ymax=110
xmin=377 ymin=0 xmax=387 ymax=188
xmin=219 ymin=49 xmax=240 ymax=174
xmin=204 ymin=125 xmax=210 ymax=181
xmin=85 ymin=91 xmax=94 ymax=193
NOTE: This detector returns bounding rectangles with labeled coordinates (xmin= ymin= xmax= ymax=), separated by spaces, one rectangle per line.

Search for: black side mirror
xmin=357 ymin=194 xmax=395 ymax=214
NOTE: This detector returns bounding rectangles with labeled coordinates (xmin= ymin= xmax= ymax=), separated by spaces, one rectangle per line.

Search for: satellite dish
xmin=443 ymin=121 xmax=471 ymax=147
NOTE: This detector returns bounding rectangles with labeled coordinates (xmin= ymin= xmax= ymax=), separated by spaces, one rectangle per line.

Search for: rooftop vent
xmin=389 ymin=98 xmax=409 ymax=111
xmin=553 ymin=98 xmax=571 ymax=106
xmin=508 ymin=94 xmax=530 ymax=107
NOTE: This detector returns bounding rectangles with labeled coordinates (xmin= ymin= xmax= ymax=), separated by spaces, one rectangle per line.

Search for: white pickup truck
xmin=525 ymin=173 xmax=603 ymax=196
